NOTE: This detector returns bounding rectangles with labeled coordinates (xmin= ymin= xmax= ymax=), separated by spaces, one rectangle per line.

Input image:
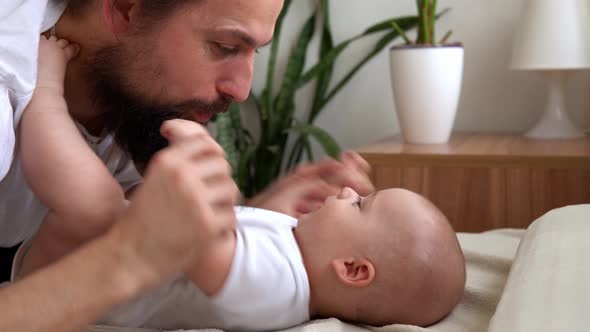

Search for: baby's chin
xmin=297 ymin=206 xmax=321 ymax=223
xmin=296 ymin=212 xmax=311 ymax=225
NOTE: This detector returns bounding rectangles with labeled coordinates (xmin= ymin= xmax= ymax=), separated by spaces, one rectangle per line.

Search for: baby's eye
xmin=352 ymin=196 xmax=362 ymax=208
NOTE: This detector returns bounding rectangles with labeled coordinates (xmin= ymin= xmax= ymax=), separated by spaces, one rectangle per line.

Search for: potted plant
xmin=390 ymin=0 xmax=463 ymax=144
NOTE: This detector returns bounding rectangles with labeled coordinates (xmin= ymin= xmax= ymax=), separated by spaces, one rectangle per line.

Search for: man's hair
xmin=66 ymin=0 xmax=195 ymax=21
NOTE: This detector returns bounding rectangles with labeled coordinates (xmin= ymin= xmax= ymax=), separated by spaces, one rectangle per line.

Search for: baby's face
xmin=295 ymin=187 xmax=415 ymax=257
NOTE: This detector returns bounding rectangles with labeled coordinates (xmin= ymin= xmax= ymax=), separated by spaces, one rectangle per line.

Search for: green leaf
xmin=287 ymin=124 xmax=341 ymax=158
xmin=271 ymin=12 xmax=317 ymax=140
xmin=228 ymin=103 xmax=250 ymax=152
xmin=249 ymin=92 xmax=261 ymax=116
xmin=420 ymin=0 xmax=430 ymax=44
xmin=431 ymin=0 xmax=438 ymax=43
xmin=312 ymin=9 xmax=448 ymax=112
xmin=286 ymin=137 xmax=304 ymax=171
xmin=264 ymin=0 xmax=292 ymax=116
xmin=302 ymin=135 xmax=314 ymax=162
xmin=298 ymin=16 xmax=419 ymax=89
xmin=214 ymin=111 xmax=238 ymax=176
xmin=391 ymin=21 xmax=412 ymax=45
xmin=314 ymin=25 xmax=418 ymax=116
xmin=416 ymin=0 xmax=424 ymax=43
xmin=363 ymin=15 xmax=419 ymax=34
xmin=310 ymin=0 xmax=335 ymax=120
xmin=258 ymin=89 xmax=272 ymax=148
xmin=236 ymin=144 xmax=258 ymax=197
xmin=440 ymin=29 xmax=453 ymax=44
xmin=298 ymin=41 xmax=352 ymax=89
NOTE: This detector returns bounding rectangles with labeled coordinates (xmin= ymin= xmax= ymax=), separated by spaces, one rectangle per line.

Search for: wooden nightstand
xmin=357 ymin=133 xmax=590 ymax=232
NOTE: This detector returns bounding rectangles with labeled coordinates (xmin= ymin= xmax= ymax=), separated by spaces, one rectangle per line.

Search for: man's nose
xmin=216 ymin=58 xmax=254 ymax=103
xmin=337 ymin=187 xmax=357 ymax=200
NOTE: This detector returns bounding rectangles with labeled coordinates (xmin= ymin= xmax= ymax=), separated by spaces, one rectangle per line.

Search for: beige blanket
xmin=90 ymin=205 xmax=589 ymax=332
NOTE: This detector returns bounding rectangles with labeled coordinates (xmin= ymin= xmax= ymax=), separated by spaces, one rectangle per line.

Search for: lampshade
xmin=511 ymin=0 xmax=590 ymax=70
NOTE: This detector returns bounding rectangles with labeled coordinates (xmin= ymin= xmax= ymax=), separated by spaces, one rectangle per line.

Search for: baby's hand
xmin=36 ymin=35 xmax=79 ymax=93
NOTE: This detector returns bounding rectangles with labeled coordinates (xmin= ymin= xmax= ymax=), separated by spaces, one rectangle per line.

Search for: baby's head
xmin=294 ymin=187 xmax=465 ymax=327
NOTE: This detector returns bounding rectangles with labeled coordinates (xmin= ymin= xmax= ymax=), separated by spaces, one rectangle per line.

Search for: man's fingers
xmin=295 ymin=199 xmax=324 ymax=216
xmin=295 ymin=158 xmax=341 ymax=178
xmin=207 ymin=178 xmax=241 ymax=207
xmin=299 ymin=179 xmax=339 ymax=202
xmin=187 ymin=155 xmax=232 ymax=181
xmin=326 ymin=168 xmax=374 ymax=196
xmin=341 ymin=151 xmax=371 ymax=174
xmin=207 ymin=209 xmax=237 ymax=235
xmin=292 ymin=156 xmax=375 ymax=195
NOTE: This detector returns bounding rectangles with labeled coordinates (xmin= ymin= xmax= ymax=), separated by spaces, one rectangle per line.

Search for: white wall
xmin=249 ymin=0 xmax=590 ymax=155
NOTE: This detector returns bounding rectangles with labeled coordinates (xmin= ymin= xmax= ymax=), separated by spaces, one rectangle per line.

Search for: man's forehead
xmin=189 ymin=0 xmax=282 ymax=35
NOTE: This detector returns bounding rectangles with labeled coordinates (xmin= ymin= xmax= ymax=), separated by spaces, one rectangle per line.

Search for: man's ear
xmin=103 ymin=0 xmax=138 ymax=34
xmin=331 ymin=257 xmax=375 ymax=288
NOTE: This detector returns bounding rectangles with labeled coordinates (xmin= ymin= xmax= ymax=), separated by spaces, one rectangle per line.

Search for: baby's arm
xmin=185 ymin=230 xmax=236 ymax=296
xmin=20 ymin=36 xmax=125 ymax=242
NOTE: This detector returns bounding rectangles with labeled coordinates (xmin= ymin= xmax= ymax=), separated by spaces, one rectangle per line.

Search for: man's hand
xmin=248 ymin=151 xmax=375 ymax=217
xmin=112 ymin=119 xmax=239 ymax=287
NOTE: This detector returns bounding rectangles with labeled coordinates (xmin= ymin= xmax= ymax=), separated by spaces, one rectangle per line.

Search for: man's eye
xmin=213 ymin=43 xmax=240 ymax=56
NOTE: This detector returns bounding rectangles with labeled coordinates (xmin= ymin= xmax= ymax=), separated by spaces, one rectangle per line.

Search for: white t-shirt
xmin=102 ymin=207 xmax=311 ymax=332
xmin=0 ymin=0 xmax=142 ymax=246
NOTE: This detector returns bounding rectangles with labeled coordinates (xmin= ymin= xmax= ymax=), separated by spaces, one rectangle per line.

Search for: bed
xmin=89 ymin=204 xmax=590 ymax=332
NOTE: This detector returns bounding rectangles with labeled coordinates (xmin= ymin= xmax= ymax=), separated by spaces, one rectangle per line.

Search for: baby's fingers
xmin=57 ymin=39 xmax=69 ymax=48
xmin=63 ymin=43 xmax=80 ymax=61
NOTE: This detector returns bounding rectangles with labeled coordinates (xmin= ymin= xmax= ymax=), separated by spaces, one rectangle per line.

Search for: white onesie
xmin=101 ymin=207 xmax=311 ymax=332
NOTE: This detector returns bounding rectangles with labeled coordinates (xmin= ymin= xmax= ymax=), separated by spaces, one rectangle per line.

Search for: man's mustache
xmin=169 ymin=98 xmax=232 ymax=117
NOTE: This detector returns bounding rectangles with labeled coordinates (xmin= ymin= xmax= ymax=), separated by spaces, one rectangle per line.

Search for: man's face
xmin=90 ymin=0 xmax=283 ymax=167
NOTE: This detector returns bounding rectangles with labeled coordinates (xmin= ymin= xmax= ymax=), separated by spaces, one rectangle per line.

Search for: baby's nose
xmin=337 ymin=187 xmax=357 ymax=199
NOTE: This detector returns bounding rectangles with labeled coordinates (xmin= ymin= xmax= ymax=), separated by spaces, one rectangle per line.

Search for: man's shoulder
xmin=0 ymin=0 xmax=30 ymax=18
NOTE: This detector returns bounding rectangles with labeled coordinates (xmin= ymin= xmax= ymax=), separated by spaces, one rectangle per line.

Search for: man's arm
xmin=0 ymin=228 xmax=143 ymax=332
xmin=247 ymin=151 xmax=375 ymax=217
xmin=1 ymin=120 xmax=239 ymax=332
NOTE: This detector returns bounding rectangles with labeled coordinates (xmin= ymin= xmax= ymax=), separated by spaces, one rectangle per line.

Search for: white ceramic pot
xmin=389 ymin=45 xmax=464 ymax=144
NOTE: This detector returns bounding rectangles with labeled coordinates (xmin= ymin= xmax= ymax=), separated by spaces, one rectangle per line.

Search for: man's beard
xmin=87 ymin=45 xmax=231 ymax=170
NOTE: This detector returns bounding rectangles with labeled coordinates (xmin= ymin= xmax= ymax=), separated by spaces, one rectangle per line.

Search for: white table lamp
xmin=511 ymin=0 xmax=590 ymax=139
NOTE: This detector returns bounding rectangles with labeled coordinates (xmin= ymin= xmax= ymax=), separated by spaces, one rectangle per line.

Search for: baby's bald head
xmin=357 ymin=190 xmax=465 ymax=326
xmin=298 ymin=188 xmax=465 ymax=327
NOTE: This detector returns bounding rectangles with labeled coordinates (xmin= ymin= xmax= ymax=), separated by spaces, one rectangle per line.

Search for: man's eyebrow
xmin=213 ymin=28 xmax=273 ymax=48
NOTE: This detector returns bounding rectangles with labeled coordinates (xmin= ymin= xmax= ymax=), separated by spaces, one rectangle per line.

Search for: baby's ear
xmin=331 ymin=257 xmax=375 ymax=288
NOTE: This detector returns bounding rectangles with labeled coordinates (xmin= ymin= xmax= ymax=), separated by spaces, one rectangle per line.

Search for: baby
xmin=100 ymin=186 xmax=466 ymax=330
xmin=19 ymin=34 xmax=130 ymax=266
